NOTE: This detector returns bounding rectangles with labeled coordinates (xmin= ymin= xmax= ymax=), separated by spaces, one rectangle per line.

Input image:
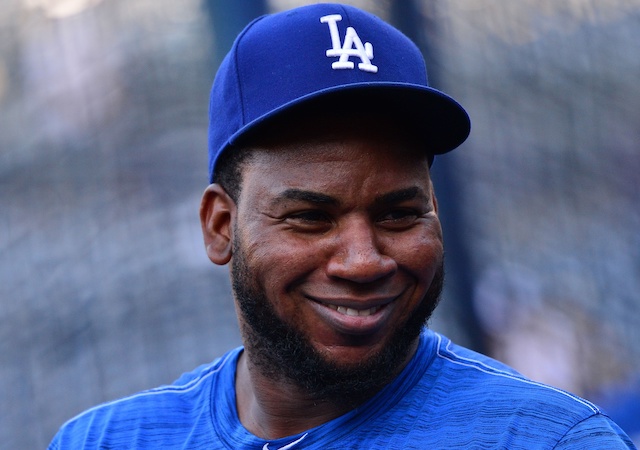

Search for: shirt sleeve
xmin=555 ymin=413 xmax=638 ymax=449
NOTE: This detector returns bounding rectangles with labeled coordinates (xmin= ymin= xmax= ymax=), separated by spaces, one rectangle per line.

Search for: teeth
xmin=328 ymin=304 xmax=379 ymax=317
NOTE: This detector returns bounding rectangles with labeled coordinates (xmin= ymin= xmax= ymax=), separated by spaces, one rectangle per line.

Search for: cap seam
xmin=234 ymin=15 xmax=267 ymax=128
xmin=337 ymin=4 xmax=349 ymax=25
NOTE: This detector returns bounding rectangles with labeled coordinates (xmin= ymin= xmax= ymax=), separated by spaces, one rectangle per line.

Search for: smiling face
xmin=217 ymin=119 xmax=444 ymax=402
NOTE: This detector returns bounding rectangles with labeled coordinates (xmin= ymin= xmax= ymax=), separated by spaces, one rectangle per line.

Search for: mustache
xmin=230 ymin=234 xmax=445 ymax=406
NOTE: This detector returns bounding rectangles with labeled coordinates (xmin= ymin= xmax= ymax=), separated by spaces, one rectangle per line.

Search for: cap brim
xmin=228 ymin=82 xmax=470 ymax=156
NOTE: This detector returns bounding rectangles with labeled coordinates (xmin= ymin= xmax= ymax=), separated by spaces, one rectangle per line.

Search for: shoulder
xmin=49 ymin=349 xmax=240 ymax=449
xmin=431 ymin=332 xmax=600 ymax=416
xmin=412 ymin=333 xmax=639 ymax=447
xmin=366 ymin=332 xmax=637 ymax=448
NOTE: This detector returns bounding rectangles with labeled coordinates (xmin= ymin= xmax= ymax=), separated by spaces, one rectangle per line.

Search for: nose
xmin=325 ymin=218 xmax=397 ymax=283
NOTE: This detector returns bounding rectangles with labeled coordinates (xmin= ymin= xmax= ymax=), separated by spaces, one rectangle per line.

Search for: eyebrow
xmin=276 ymin=189 xmax=339 ymax=206
xmin=373 ymin=187 xmax=426 ymax=207
xmin=274 ymin=186 xmax=426 ymax=208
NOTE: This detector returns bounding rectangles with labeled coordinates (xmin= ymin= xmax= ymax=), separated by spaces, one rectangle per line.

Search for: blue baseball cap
xmin=207 ymin=3 xmax=470 ymax=183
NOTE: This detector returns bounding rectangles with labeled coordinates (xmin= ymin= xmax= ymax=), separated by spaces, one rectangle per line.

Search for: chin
xmin=232 ymin=237 xmax=444 ymax=404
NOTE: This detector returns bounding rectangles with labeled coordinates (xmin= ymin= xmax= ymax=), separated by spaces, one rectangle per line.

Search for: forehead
xmin=239 ymin=117 xmax=433 ymax=201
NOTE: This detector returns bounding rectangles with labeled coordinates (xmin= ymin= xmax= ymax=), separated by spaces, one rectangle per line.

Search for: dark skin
xmin=200 ymin=119 xmax=443 ymax=439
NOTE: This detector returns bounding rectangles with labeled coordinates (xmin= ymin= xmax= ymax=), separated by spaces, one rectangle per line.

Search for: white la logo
xmin=320 ymin=14 xmax=378 ymax=73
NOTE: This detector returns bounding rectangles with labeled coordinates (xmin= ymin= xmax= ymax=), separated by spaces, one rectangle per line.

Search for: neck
xmin=234 ymin=338 xmax=420 ymax=440
xmin=235 ymin=350 xmax=357 ymax=440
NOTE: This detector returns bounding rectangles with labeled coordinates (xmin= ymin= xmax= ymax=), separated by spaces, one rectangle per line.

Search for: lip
xmin=305 ymin=295 xmax=397 ymax=336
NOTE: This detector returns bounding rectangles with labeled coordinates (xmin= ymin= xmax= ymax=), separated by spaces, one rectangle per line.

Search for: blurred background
xmin=1 ymin=0 xmax=639 ymax=447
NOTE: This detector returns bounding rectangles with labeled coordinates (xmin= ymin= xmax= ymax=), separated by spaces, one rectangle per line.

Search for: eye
xmin=285 ymin=210 xmax=332 ymax=231
xmin=377 ymin=209 xmax=420 ymax=229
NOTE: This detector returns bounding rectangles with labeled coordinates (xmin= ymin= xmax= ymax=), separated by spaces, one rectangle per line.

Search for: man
xmin=50 ymin=3 xmax=636 ymax=448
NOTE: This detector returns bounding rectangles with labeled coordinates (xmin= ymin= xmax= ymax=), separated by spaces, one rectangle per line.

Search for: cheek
xmin=385 ymin=231 xmax=443 ymax=282
xmin=239 ymin=227 xmax=321 ymax=303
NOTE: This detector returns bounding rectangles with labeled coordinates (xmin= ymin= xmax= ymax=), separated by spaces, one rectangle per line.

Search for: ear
xmin=200 ymin=184 xmax=236 ymax=265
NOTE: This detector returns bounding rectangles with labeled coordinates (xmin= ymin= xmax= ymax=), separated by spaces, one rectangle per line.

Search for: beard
xmin=231 ymin=237 xmax=444 ymax=408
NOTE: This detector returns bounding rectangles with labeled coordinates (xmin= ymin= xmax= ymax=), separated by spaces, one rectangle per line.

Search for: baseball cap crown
xmin=207 ymin=3 xmax=470 ymax=182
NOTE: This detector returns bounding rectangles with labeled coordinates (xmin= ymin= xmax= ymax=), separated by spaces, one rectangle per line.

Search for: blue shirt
xmin=49 ymin=330 xmax=636 ymax=449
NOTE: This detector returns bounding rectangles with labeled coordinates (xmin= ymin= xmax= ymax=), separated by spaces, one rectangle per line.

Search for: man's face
xmin=230 ymin=122 xmax=444 ymax=402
